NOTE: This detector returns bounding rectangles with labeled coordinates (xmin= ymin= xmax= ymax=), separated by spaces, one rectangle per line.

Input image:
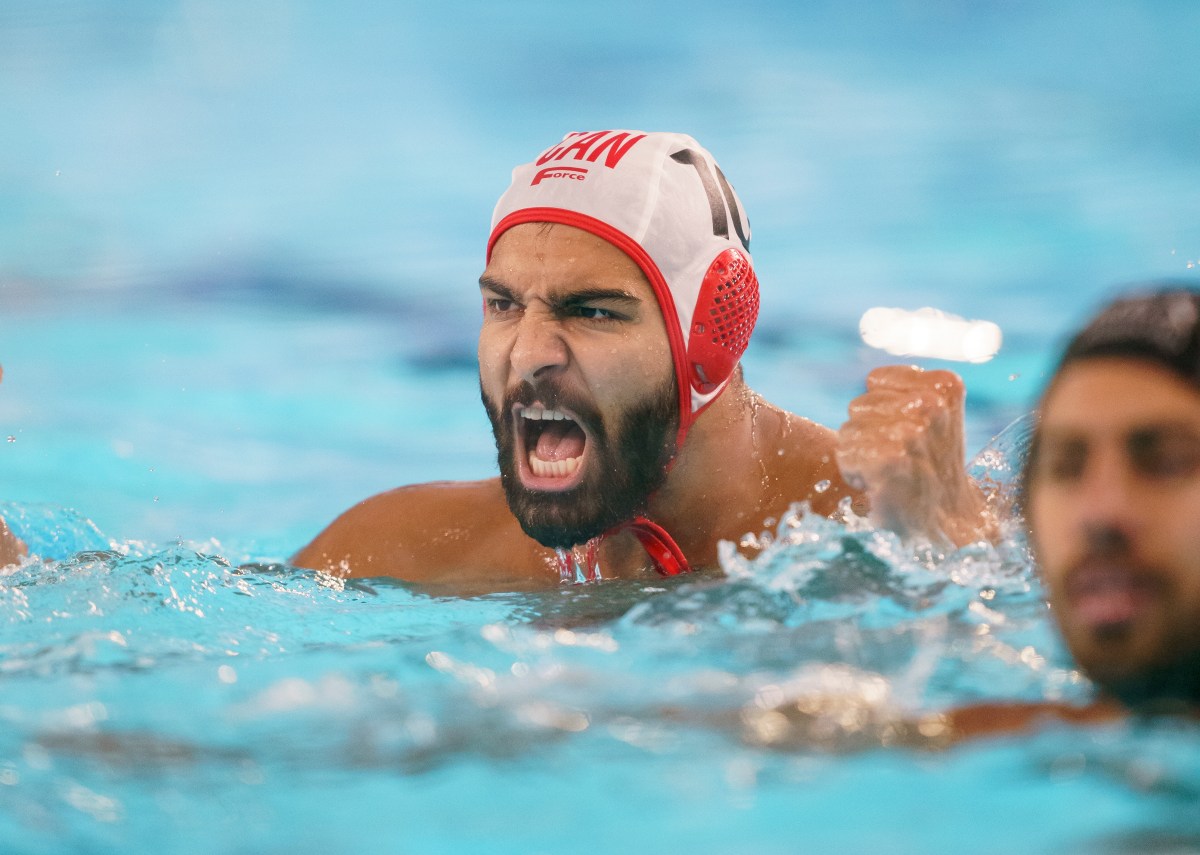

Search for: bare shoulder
xmin=768 ymin=408 xmax=858 ymax=516
xmin=778 ymin=410 xmax=840 ymax=454
xmin=291 ymin=479 xmax=543 ymax=583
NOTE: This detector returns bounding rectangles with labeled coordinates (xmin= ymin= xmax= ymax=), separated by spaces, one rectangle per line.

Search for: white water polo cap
xmin=487 ymin=130 xmax=760 ymax=442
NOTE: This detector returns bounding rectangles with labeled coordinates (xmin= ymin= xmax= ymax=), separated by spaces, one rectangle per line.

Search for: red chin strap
xmin=617 ymin=516 xmax=692 ymax=577
xmin=556 ymin=517 xmax=691 ymax=584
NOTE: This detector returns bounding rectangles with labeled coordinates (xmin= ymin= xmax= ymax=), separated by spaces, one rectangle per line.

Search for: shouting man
xmin=293 ymin=130 xmax=986 ymax=591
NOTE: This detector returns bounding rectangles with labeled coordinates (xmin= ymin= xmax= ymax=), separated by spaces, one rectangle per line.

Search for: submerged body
xmin=293 ymin=224 xmax=852 ymax=591
xmin=292 ymin=410 xmax=846 ymax=592
xmin=1028 ymin=356 xmax=1200 ymax=707
xmin=951 ymin=288 xmax=1200 ymax=734
xmin=293 ymin=130 xmax=988 ymax=592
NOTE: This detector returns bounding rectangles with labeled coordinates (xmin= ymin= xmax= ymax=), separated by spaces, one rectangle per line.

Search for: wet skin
xmin=837 ymin=365 xmax=993 ymax=546
xmin=292 ymin=223 xmax=856 ymax=592
xmin=1028 ymin=358 xmax=1200 ymax=705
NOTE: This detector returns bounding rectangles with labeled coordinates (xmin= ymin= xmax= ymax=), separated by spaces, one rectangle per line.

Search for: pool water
xmin=3 ymin=480 xmax=1199 ymax=854
xmin=4 ymin=1 xmax=1200 ymax=852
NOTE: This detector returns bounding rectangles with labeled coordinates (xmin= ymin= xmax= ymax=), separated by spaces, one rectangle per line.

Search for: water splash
xmin=0 ymin=502 xmax=110 ymax=561
xmin=554 ymin=538 xmax=603 ymax=583
xmin=967 ymin=411 xmax=1036 ymax=519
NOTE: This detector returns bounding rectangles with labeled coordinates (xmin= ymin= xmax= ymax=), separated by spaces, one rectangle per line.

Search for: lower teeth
xmin=529 ymin=452 xmax=579 ymax=478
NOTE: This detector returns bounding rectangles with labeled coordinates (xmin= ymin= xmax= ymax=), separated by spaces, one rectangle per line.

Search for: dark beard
xmin=1046 ymin=528 xmax=1200 ymax=710
xmin=481 ymin=376 xmax=679 ymax=549
xmin=1098 ymin=648 xmax=1200 ymax=712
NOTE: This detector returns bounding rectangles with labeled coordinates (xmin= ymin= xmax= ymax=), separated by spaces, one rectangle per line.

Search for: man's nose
xmin=1075 ymin=451 xmax=1140 ymax=538
xmin=509 ymin=312 xmax=569 ymax=384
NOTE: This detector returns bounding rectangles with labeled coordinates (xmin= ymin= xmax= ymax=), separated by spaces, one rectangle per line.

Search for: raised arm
xmin=836 ymin=365 xmax=995 ymax=547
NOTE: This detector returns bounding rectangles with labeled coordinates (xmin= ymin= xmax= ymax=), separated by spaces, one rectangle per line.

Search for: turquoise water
xmin=3 ymin=487 xmax=1199 ymax=853
xmin=4 ymin=1 xmax=1200 ymax=852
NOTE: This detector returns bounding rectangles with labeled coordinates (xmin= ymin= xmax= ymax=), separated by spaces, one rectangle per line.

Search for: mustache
xmin=1063 ymin=524 xmax=1160 ymax=590
xmin=499 ymin=380 xmax=604 ymax=438
xmin=1062 ymin=525 xmax=1136 ymax=575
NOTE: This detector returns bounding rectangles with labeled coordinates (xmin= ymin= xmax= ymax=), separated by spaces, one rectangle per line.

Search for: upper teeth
xmin=521 ymin=406 xmax=571 ymax=421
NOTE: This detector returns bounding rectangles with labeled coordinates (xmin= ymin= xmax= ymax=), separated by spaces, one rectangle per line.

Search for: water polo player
xmin=292 ymin=130 xmax=988 ymax=591
xmin=1025 ymin=286 xmax=1200 ymax=710
xmin=918 ymin=286 xmax=1200 ymax=742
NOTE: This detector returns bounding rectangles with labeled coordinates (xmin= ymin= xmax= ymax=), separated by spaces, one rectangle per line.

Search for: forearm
xmin=933 ymin=474 xmax=998 ymax=547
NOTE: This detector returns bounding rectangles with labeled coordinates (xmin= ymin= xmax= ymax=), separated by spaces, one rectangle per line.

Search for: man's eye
xmin=487 ymin=298 xmax=518 ymax=313
xmin=1032 ymin=444 xmax=1086 ymax=483
xmin=574 ymin=306 xmax=617 ymax=320
xmin=1130 ymin=435 xmax=1200 ymax=479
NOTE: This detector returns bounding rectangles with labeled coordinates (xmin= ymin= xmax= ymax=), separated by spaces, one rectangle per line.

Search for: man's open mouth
xmin=1065 ymin=560 xmax=1160 ymax=633
xmin=514 ymin=403 xmax=590 ymax=490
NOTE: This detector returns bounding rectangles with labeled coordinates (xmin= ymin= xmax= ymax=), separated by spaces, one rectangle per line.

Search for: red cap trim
xmin=488 ymin=207 xmax=693 ymax=450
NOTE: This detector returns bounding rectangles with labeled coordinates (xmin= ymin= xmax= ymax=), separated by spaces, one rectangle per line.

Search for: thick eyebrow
xmin=477 ymin=277 xmax=643 ymax=311
xmin=478 ymin=275 xmax=517 ymax=300
xmin=1033 ymin=421 xmax=1200 ymax=456
xmin=554 ymin=288 xmax=642 ymax=310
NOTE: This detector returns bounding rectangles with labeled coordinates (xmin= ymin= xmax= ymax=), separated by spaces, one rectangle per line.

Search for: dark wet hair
xmin=1057 ymin=286 xmax=1200 ymax=383
xmin=1022 ymin=284 xmax=1200 ymax=500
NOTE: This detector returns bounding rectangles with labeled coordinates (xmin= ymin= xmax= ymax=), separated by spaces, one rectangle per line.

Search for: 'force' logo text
xmin=531 ymin=166 xmax=589 ymax=186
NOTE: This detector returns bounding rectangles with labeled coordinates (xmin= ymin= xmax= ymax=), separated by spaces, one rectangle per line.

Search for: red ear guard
xmin=686 ymin=248 xmax=760 ymax=395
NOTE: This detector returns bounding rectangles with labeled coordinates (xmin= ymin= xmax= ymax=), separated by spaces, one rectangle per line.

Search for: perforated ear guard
xmin=687 ymin=248 xmax=760 ymax=396
xmin=488 ymin=130 xmax=760 ymax=442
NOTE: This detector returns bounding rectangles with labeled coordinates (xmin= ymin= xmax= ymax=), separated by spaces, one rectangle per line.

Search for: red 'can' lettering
xmin=534 ymin=131 xmax=647 ymax=169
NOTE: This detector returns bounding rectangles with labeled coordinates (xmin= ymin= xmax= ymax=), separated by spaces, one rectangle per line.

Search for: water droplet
xmin=5 ymin=436 xmax=14 ymax=443
xmin=1008 ymin=374 xmax=1020 ymax=381
xmin=814 ymin=479 xmax=831 ymax=494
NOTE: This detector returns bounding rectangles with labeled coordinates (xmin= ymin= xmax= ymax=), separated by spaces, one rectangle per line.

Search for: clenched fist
xmin=837 ymin=365 xmax=993 ymax=546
